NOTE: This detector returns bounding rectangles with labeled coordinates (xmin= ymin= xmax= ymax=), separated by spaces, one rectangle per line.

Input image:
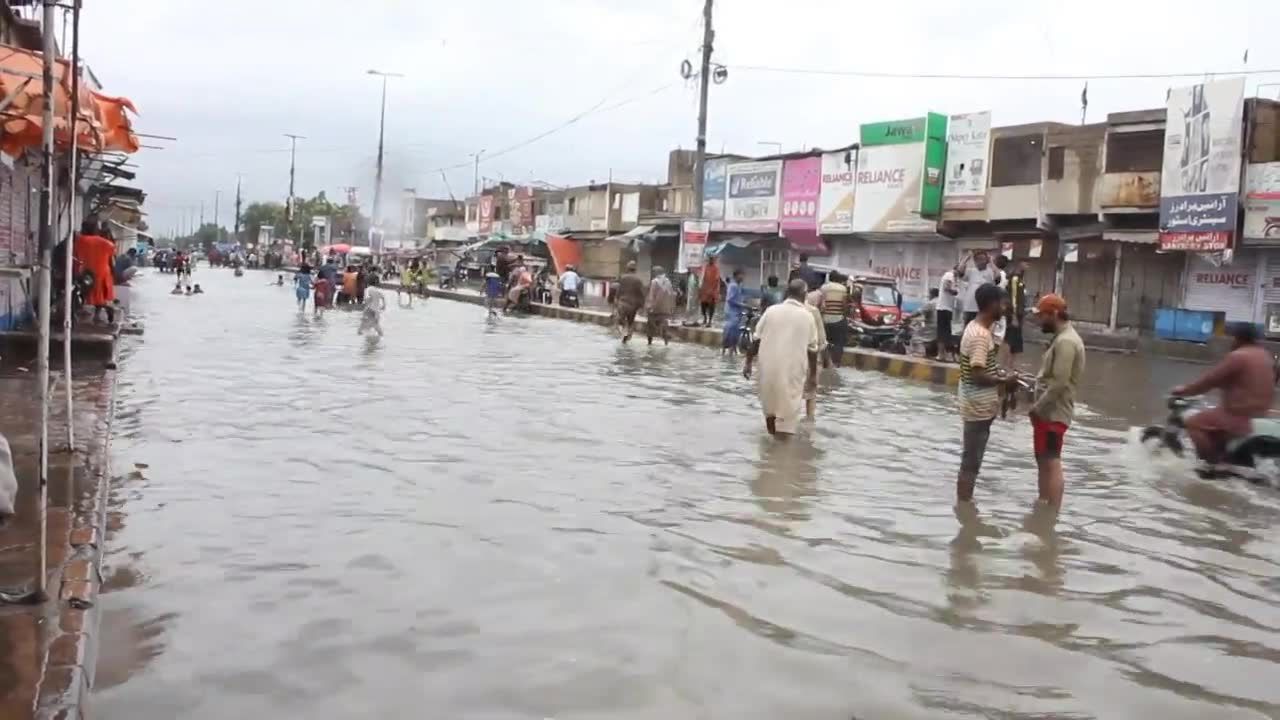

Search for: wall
xmin=1042 ymin=124 xmax=1105 ymax=215
xmin=0 ymin=155 xmax=36 ymax=330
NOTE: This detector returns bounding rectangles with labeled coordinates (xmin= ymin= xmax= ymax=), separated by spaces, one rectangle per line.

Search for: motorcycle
xmin=51 ymin=268 xmax=95 ymax=327
xmin=1141 ymin=396 xmax=1280 ymax=484
xmin=736 ymin=305 xmax=760 ymax=354
xmin=883 ymin=319 xmax=914 ymax=355
xmin=558 ymin=289 xmax=580 ymax=308
xmin=535 ymin=279 xmax=554 ymax=305
xmin=438 ymin=266 xmax=456 ymax=290
xmin=849 ymin=319 xmax=897 ymax=351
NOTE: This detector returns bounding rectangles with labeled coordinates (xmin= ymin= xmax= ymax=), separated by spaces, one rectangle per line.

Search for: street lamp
xmin=367 ymin=69 xmax=404 ymax=236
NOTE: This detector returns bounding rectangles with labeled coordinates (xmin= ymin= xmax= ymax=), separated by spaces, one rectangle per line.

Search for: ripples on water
xmin=94 ymin=271 xmax=1280 ymax=719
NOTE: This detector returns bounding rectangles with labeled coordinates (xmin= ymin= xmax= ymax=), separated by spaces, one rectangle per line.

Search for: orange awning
xmin=0 ymin=44 xmax=139 ymax=157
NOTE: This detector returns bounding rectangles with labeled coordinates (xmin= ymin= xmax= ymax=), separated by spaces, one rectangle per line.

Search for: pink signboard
xmin=780 ymin=156 xmax=821 ymax=232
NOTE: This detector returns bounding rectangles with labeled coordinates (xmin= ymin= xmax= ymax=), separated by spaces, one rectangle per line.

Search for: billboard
xmin=943 ymin=111 xmax=991 ymax=210
xmin=679 ymin=219 xmax=710 ymax=273
xmin=478 ymin=195 xmax=494 ymax=234
xmin=852 ymin=143 xmax=935 ymax=233
xmin=1243 ymin=162 xmax=1280 ymax=244
xmin=723 ymin=160 xmax=782 ymax=232
xmin=702 ymin=157 xmax=729 ymax=229
xmin=780 ymin=156 xmax=821 ymax=232
xmin=1159 ymin=77 xmax=1246 ymax=251
xmin=818 ymin=151 xmax=856 ymax=234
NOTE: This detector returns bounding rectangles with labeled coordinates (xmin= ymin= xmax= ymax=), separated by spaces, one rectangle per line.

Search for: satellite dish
xmin=679 ymin=59 xmax=694 ymax=80
xmin=712 ymin=65 xmax=728 ymax=84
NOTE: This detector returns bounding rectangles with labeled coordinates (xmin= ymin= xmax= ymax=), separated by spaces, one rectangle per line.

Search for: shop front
xmin=864 ymin=235 xmax=956 ymax=311
xmin=1181 ymin=249 xmax=1260 ymax=325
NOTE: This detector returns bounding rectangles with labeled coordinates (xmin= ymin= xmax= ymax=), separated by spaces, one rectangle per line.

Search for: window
xmin=990 ymin=134 xmax=1043 ymax=187
xmin=1047 ymin=146 xmax=1065 ymax=180
xmin=568 ymin=197 xmax=577 ymax=215
xmin=612 ymin=193 xmax=621 ymax=210
xmin=1104 ymin=129 xmax=1163 ymax=172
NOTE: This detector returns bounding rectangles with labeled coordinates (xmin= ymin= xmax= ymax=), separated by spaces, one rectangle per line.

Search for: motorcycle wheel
xmin=737 ymin=329 xmax=752 ymax=355
xmin=1230 ymin=436 xmax=1280 ymax=485
xmin=1140 ymin=426 xmax=1184 ymax=455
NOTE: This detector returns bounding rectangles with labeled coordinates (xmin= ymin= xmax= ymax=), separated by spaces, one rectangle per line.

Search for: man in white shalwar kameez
xmin=743 ymin=280 xmax=820 ymax=436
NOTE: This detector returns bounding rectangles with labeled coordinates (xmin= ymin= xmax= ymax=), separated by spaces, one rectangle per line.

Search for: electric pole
xmin=284 ymin=133 xmax=305 ymax=227
xmin=233 ymin=175 xmax=242 ymax=244
xmin=693 ymin=0 xmax=714 ymax=219
xmin=472 ymin=150 xmax=485 ymax=198
xmin=34 ymin=0 xmax=58 ymax=599
xmin=367 ymin=69 xmax=403 ymax=242
xmin=213 ymin=190 xmax=220 ymax=243
xmin=199 ymin=200 xmax=204 ymax=230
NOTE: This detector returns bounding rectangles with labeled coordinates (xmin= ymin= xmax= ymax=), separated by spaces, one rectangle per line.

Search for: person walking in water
xmin=721 ymin=268 xmax=748 ymax=355
xmin=614 ymin=260 xmax=647 ymax=343
xmin=644 ymin=265 xmax=677 ymax=345
xmin=699 ymin=255 xmax=721 ymax=327
xmin=742 ymin=279 xmax=820 ymax=437
xmin=293 ymin=264 xmax=313 ymax=311
xmin=359 ymin=286 xmax=388 ymax=336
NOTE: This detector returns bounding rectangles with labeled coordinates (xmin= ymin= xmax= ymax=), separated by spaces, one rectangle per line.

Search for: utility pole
xmin=233 ymin=175 xmax=242 ymax=244
xmin=367 ymin=69 xmax=403 ymax=242
xmin=34 ymin=0 xmax=57 ymax=600
xmin=283 ymin=133 xmax=305 ymax=228
xmin=693 ymin=0 xmax=714 ymax=219
xmin=213 ymin=190 xmax=221 ymax=244
xmin=471 ymin=150 xmax=485 ymax=198
xmin=199 ymin=200 xmax=204 ymax=230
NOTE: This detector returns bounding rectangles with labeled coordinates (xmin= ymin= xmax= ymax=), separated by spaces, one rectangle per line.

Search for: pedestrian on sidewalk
xmin=721 ymin=268 xmax=747 ymax=355
xmin=1028 ymin=294 xmax=1084 ymax=507
xmin=699 ymin=256 xmax=721 ymax=327
xmin=959 ymin=251 xmax=995 ymax=327
xmin=74 ymin=220 xmax=117 ymax=324
xmin=956 ymin=283 xmax=1019 ymax=504
xmin=614 ymin=260 xmax=647 ymax=343
xmin=645 ymin=266 xmax=677 ymax=345
xmin=937 ymin=266 xmax=959 ymax=361
xmin=742 ymin=279 xmax=820 ymax=437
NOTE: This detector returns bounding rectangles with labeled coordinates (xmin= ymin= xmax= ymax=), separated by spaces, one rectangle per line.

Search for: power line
xmin=723 ymin=63 xmax=1280 ymax=81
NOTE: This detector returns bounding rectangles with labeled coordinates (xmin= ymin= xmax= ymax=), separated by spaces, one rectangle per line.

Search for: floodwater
xmin=95 ymin=269 xmax=1280 ymax=720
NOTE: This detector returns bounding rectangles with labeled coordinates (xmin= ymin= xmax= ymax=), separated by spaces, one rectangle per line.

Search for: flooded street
xmin=94 ymin=269 xmax=1280 ymax=719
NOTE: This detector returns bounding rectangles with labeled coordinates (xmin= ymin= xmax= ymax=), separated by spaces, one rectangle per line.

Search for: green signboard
xmin=860 ymin=117 xmax=927 ymax=146
xmin=921 ymin=113 xmax=948 ymax=216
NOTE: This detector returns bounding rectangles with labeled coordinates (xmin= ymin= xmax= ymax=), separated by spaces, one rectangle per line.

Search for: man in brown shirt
xmin=1174 ymin=324 xmax=1277 ymax=463
xmin=614 ymin=260 xmax=647 ymax=343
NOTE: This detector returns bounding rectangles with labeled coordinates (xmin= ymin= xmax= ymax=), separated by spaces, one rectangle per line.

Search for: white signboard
xmin=943 ymin=111 xmax=991 ymax=210
xmin=852 ymin=143 xmax=934 ymax=232
xmin=1159 ymin=77 xmax=1246 ymax=249
xmin=679 ymin=219 xmax=710 ymax=273
xmin=724 ymin=160 xmax=782 ymax=233
xmin=818 ymin=151 xmax=855 ymax=234
xmin=1244 ymin=162 xmax=1280 ymax=243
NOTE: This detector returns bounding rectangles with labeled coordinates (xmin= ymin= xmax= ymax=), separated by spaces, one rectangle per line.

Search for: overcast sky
xmin=67 ymin=0 xmax=1275 ymax=235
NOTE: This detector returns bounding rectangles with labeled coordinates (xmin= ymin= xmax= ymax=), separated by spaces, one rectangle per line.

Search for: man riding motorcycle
xmin=1171 ymin=324 xmax=1276 ymax=463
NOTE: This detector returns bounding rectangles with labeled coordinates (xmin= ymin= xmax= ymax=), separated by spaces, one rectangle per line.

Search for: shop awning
xmin=0 ymin=45 xmax=139 ymax=156
xmin=781 ymin=228 xmax=828 ymax=255
xmin=855 ymin=232 xmax=952 ymax=243
xmin=606 ymin=225 xmax=655 ymax=242
xmin=705 ymin=235 xmax=762 ymax=257
xmin=1103 ymin=229 xmax=1159 ymax=244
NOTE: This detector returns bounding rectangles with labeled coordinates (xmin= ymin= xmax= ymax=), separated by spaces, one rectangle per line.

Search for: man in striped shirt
xmin=957 ymin=283 xmax=1017 ymax=503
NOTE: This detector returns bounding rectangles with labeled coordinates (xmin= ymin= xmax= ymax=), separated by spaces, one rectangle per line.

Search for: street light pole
xmin=213 ymin=190 xmax=221 ymax=244
xmin=283 ymin=133 xmax=305 ymax=228
xmin=367 ymin=69 xmax=403 ymax=242
xmin=693 ymin=0 xmax=714 ymax=220
xmin=471 ymin=150 xmax=485 ymax=198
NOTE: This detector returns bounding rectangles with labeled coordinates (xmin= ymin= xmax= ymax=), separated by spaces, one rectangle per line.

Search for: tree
xmin=240 ymin=194 xmax=369 ymax=249
xmin=241 ymin=201 xmax=287 ymax=248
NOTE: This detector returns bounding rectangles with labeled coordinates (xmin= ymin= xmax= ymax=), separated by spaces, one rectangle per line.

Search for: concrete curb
xmin=388 ymin=284 xmax=961 ymax=387
xmin=34 ymin=346 xmax=119 ymax=720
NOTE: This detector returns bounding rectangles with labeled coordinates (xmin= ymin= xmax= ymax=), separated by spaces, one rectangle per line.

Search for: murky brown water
xmin=94 ymin=269 xmax=1280 ymax=719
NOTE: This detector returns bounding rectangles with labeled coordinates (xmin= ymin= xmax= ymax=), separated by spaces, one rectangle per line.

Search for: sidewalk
xmin=0 ymin=361 xmax=118 ymax=719
xmin=390 ymin=283 xmax=961 ymax=387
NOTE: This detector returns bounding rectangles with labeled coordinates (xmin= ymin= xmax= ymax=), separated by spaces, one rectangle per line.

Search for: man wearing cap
xmin=1028 ymin=293 xmax=1085 ymax=507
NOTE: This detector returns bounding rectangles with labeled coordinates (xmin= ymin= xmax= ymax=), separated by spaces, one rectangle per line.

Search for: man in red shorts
xmin=1028 ymin=294 xmax=1085 ymax=507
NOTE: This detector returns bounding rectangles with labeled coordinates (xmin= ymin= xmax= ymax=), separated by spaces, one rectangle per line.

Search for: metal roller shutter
xmin=1182 ymin=250 xmax=1258 ymax=323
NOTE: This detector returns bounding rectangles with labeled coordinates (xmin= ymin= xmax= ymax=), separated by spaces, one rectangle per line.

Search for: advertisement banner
xmin=514 ymin=187 xmax=534 ymax=234
xmin=724 ymin=160 xmax=782 ymax=232
xmin=702 ymin=157 xmax=729 ymax=230
xmin=818 ymin=151 xmax=855 ymax=234
xmin=478 ymin=195 xmax=494 ymax=234
xmin=1244 ymin=162 xmax=1280 ymax=243
xmin=679 ymin=219 xmax=710 ymax=273
xmin=1159 ymin=77 xmax=1246 ymax=248
xmin=860 ymin=117 xmax=927 ymax=146
xmin=1161 ymin=231 xmax=1232 ymax=251
xmin=944 ymin=111 xmax=991 ymax=210
xmin=780 ymin=156 xmax=821 ymax=231
xmin=852 ymin=143 xmax=934 ymax=232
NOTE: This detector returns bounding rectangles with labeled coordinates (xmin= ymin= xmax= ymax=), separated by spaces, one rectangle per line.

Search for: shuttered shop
xmin=1182 ymin=250 xmax=1258 ymax=323
xmin=868 ymin=241 xmax=956 ymax=310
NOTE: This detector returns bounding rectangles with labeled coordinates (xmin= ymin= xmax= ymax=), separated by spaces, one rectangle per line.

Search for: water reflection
xmin=92 ymin=270 xmax=1280 ymax=719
